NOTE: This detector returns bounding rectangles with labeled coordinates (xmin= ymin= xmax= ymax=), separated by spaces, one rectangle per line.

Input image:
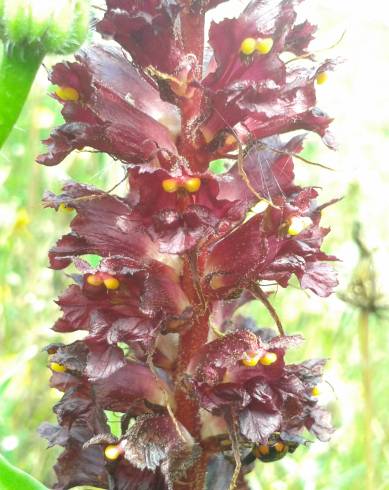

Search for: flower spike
xmin=39 ymin=1 xmax=339 ymax=489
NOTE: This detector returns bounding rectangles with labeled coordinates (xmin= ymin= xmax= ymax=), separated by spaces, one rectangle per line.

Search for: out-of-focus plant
xmin=339 ymin=223 xmax=388 ymax=490
xmin=36 ymin=1 xmax=340 ymax=489
xmin=0 ymin=453 xmax=48 ymax=490
xmin=0 ymin=0 xmax=90 ymax=148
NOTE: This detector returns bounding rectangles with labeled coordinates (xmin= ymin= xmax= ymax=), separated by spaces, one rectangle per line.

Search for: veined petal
xmin=123 ymin=414 xmax=201 ymax=489
xmin=93 ymin=362 xmax=173 ymax=412
xmin=38 ymin=45 xmax=178 ymax=167
xmin=97 ymin=1 xmax=183 ymax=74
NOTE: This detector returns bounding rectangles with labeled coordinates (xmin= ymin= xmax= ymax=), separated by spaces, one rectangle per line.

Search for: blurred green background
xmin=1 ymin=1 xmax=389 ymax=489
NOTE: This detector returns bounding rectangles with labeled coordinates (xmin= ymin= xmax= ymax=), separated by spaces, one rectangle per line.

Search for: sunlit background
xmin=1 ymin=1 xmax=389 ymax=489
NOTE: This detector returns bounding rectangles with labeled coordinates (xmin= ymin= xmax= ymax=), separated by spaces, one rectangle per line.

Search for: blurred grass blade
xmin=0 ymin=453 xmax=49 ymax=490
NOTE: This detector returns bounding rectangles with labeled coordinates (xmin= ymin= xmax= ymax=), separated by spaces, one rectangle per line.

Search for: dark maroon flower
xmin=198 ymin=1 xmax=337 ymax=151
xmin=39 ymin=1 xmax=338 ymax=488
xmin=97 ymin=1 xmax=183 ymax=74
xmin=199 ymin=187 xmax=338 ymax=298
xmin=37 ymin=45 xmax=178 ymax=167
xmin=188 ymin=327 xmax=333 ymax=444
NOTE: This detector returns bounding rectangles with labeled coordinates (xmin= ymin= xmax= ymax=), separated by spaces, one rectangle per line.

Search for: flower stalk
xmin=339 ymin=222 xmax=385 ymax=490
xmin=358 ymin=309 xmax=373 ymax=490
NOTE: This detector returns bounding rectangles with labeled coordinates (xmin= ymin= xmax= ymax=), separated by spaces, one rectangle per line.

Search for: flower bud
xmin=0 ymin=0 xmax=90 ymax=55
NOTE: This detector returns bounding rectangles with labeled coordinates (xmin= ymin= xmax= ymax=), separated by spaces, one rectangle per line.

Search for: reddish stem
xmin=173 ymin=11 xmax=209 ymax=489
xmin=174 ymin=309 xmax=210 ymax=490
xmin=180 ymin=9 xmax=204 ymax=75
xmin=174 ymin=256 xmax=209 ymax=488
xmin=179 ymin=8 xmax=205 ymax=164
xmin=175 ymin=309 xmax=210 ymax=437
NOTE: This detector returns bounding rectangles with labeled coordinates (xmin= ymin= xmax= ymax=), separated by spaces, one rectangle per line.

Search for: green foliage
xmin=0 ymin=0 xmax=90 ymax=54
xmin=0 ymin=454 xmax=48 ymax=490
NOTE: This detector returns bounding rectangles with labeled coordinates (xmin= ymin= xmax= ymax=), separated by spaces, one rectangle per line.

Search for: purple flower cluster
xmin=38 ymin=1 xmax=337 ymax=489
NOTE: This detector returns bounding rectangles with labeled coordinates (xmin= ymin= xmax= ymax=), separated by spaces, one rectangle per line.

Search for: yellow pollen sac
xmin=55 ymin=86 xmax=80 ymax=101
xmin=210 ymin=275 xmax=225 ymax=290
xmin=103 ymin=277 xmax=120 ymax=290
xmin=259 ymin=352 xmax=278 ymax=366
xmin=87 ymin=274 xmax=104 ymax=287
xmin=316 ymin=71 xmax=328 ymax=85
xmin=184 ymin=177 xmax=201 ymax=193
xmin=241 ymin=351 xmax=261 ymax=367
xmin=257 ymin=445 xmax=270 ymax=456
xmin=162 ymin=178 xmax=179 ymax=193
xmin=256 ymin=37 xmax=274 ymax=54
xmin=50 ymin=362 xmax=66 ymax=373
xmin=58 ymin=203 xmax=74 ymax=212
xmin=287 ymin=216 xmax=312 ymax=236
xmin=240 ymin=37 xmax=257 ymax=56
xmin=311 ymin=386 xmax=320 ymax=397
xmin=104 ymin=445 xmax=122 ymax=461
xmin=274 ymin=442 xmax=285 ymax=453
xmin=225 ymin=134 xmax=237 ymax=146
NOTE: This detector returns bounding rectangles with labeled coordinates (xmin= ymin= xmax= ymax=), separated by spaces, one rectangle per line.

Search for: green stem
xmin=358 ymin=309 xmax=373 ymax=490
xmin=0 ymin=44 xmax=44 ymax=148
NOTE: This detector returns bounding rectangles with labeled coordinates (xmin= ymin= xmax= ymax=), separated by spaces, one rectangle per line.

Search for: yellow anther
xmin=316 ymin=71 xmax=328 ymax=85
xmin=86 ymin=274 xmax=104 ymax=287
xmin=241 ymin=351 xmax=261 ymax=367
xmin=257 ymin=445 xmax=270 ymax=456
xmin=287 ymin=216 xmax=312 ymax=236
xmin=240 ymin=37 xmax=257 ymax=56
xmin=184 ymin=177 xmax=201 ymax=193
xmin=58 ymin=203 xmax=74 ymax=212
xmin=210 ymin=275 xmax=225 ymax=290
xmin=256 ymin=37 xmax=274 ymax=55
xmin=55 ymin=86 xmax=80 ymax=101
xmin=259 ymin=352 xmax=278 ymax=366
xmin=225 ymin=134 xmax=237 ymax=147
xmin=162 ymin=178 xmax=179 ymax=193
xmin=274 ymin=442 xmax=285 ymax=453
xmin=104 ymin=445 xmax=122 ymax=461
xmin=50 ymin=362 xmax=66 ymax=373
xmin=311 ymin=386 xmax=320 ymax=397
xmin=103 ymin=277 xmax=120 ymax=290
